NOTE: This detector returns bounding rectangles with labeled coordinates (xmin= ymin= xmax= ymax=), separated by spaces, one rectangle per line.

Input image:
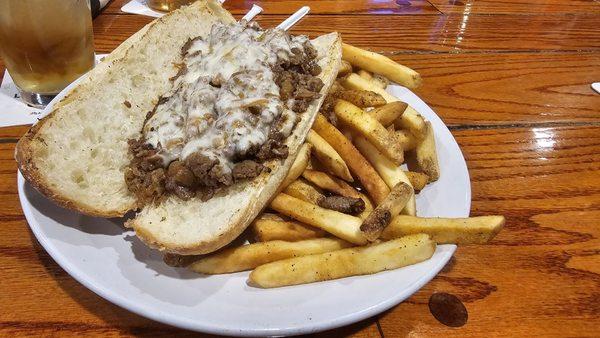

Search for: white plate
xmin=18 ymin=83 xmax=470 ymax=336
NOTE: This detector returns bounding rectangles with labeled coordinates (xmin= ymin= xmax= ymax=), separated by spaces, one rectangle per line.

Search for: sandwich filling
xmin=125 ymin=22 xmax=323 ymax=204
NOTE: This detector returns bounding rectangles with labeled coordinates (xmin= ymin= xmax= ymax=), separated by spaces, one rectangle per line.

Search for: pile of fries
xmin=185 ymin=43 xmax=505 ymax=288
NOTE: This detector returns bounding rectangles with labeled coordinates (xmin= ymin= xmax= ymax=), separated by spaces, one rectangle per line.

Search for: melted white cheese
xmin=144 ymin=22 xmax=309 ymax=169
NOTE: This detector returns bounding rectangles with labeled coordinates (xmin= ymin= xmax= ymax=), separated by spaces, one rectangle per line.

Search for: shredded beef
xmin=256 ymin=131 xmax=289 ymax=161
xmin=163 ymin=253 xmax=199 ymax=267
xmin=318 ymin=196 xmax=366 ymax=215
xmin=232 ymin=160 xmax=265 ymax=181
xmin=125 ymin=31 xmax=323 ymax=203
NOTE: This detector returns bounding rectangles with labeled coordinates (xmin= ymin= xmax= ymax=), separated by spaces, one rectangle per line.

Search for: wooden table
xmin=2 ymin=0 xmax=599 ymax=336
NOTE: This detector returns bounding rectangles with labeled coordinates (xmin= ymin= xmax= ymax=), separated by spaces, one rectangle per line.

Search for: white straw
xmin=219 ymin=0 xmax=226 ymax=3
xmin=276 ymin=6 xmax=310 ymax=31
xmin=241 ymin=4 xmax=263 ymax=22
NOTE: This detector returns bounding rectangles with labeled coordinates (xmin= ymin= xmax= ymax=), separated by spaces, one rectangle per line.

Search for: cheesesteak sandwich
xmin=16 ymin=0 xmax=341 ymax=255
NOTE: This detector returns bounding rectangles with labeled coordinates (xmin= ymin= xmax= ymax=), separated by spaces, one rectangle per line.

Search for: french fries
xmin=334 ymin=99 xmax=404 ymax=165
xmin=414 ymin=122 xmax=440 ymax=182
xmin=357 ymin=69 xmax=387 ymax=89
xmin=353 ymin=136 xmax=417 ymax=216
xmin=182 ymin=44 xmax=505 ymax=289
xmin=252 ymin=215 xmax=326 ymax=242
xmin=270 ymin=193 xmax=367 ymax=245
xmin=342 ymin=43 xmax=422 ymax=89
xmin=306 ymin=130 xmax=353 ymax=182
xmin=360 ymin=182 xmax=413 ymax=241
xmin=369 ymin=101 xmax=408 ymax=127
xmin=312 ymin=115 xmax=390 ymax=205
xmin=190 ymin=238 xmax=351 ymax=274
xmin=381 ymin=215 xmax=505 ymax=244
xmin=395 ymin=129 xmax=418 ymax=151
xmin=336 ymin=89 xmax=386 ymax=108
xmin=405 ymin=171 xmax=429 ymax=191
xmin=341 ymin=74 xmax=426 ymax=140
xmin=284 ymin=178 xmax=325 ymax=205
xmin=338 ymin=60 xmax=353 ymax=77
xmin=357 ymin=69 xmax=373 ymax=81
xmin=249 ymin=234 xmax=436 ymax=288
xmin=281 ymin=143 xmax=312 ymax=189
xmin=302 ymin=169 xmax=360 ymax=198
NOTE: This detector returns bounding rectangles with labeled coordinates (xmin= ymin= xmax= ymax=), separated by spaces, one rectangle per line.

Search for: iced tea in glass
xmin=147 ymin=0 xmax=196 ymax=12
xmin=0 ymin=0 xmax=95 ymax=107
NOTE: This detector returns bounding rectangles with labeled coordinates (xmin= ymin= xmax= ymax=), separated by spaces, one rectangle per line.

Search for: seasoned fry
xmin=281 ymin=143 xmax=312 ymax=189
xmin=334 ymin=99 xmax=404 ymax=165
xmin=357 ymin=192 xmax=374 ymax=220
xmin=306 ymin=130 xmax=353 ymax=182
xmin=312 ymin=115 xmax=389 ymax=205
xmin=302 ymin=169 xmax=360 ymax=198
xmin=284 ymin=178 xmax=325 ymax=205
xmin=249 ymin=234 xmax=436 ymax=288
xmin=353 ymin=136 xmax=416 ymax=216
xmin=357 ymin=69 xmax=373 ymax=81
xmin=190 ymin=238 xmax=351 ymax=274
xmin=381 ymin=215 xmax=505 ymax=244
xmin=342 ymin=43 xmax=422 ymax=89
xmin=358 ymin=69 xmax=387 ymax=89
xmin=395 ymin=129 xmax=418 ymax=151
xmin=393 ymin=106 xmax=427 ymax=140
xmin=415 ymin=122 xmax=440 ymax=182
xmin=338 ymin=60 xmax=353 ymax=77
xmin=372 ymin=73 xmax=390 ymax=89
xmin=336 ymin=89 xmax=386 ymax=108
xmin=405 ymin=171 xmax=429 ymax=191
xmin=369 ymin=101 xmax=408 ymax=127
xmin=360 ymin=182 xmax=413 ymax=241
xmin=252 ymin=216 xmax=326 ymax=242
xmin=341 ymin=74 xmax=426 ymax=139
xmin=270 ymin=193 xmax=367 ymax=245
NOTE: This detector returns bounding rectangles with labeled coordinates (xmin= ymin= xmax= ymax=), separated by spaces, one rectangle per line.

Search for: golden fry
xmin=252 ymin=216 xmax=326 ymax=242
xmin=395 ymin=129 xmax=418 ymax=151
xmin=334 ymin=99 xmax=404 ymax=165
xmin=353 ymin=136 xmax=416 ymax=216
xmin=336 ymin=89 xmax=386 ymax=108
xmin=284 ymin=178 xmax=325 ymax=205
xmin=270 ymin=193 xmax=367 ymax=245
xmin=341 ymin=74 xmax=426 ymax=139
xmin=302 ymin=169 xmax=360 ymax=198
xmin=190 ymin=238 xmax=351 ymax=274
xmin=249 ymin=234 xmax=436 ymax=288
xmin=405 ymin=171 xmax=429 ymax=191
xmin=369 ymin=101 xmax=408 ymax=127
xmin=338 ymin=60 xmax=353 ymax=77
xmin=360 ymin=182 xmax=413 ymax=241
xmin=312 ymin=115 xmax=390 ymax=205
xmin=342 ymin=43 xmax=422 ymax=88
xmin=281 ymin=143 xmax=312 ymax=189
xmin=307 ymin=130 xmax=353 ymax=182
xmin=381 ymin=215 xmax=505 ymax=244
xmin=415 ymin=122 xmax=440 ymax=182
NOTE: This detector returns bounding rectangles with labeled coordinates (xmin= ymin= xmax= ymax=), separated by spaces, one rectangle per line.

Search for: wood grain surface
xmin=1 ymin=0 xmax=599 ymax=337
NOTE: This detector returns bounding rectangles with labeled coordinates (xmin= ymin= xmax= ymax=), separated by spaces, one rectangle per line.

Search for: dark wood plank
xmin=89 ymin=13 xmax=600 ymax=53
xmin=429 ymin=0 xmax=600 ymax=15
xmin=103 ymin=0 xmax=440 ymax=15
xmin=393 ymin=52 xmax=600 ymax=125
xmin=378 ymin=125 xmax=600 ymax=336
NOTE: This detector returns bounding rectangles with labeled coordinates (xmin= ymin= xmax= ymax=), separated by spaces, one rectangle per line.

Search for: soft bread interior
xmin=16 ymin=1 xmax=235 ymax=217
xmin=131 ymin=33 xmax=342 ymax=255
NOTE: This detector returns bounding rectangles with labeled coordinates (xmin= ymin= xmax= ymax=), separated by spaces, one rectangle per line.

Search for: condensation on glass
xmin=0 ymin=0 xmax=95 ymax=107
